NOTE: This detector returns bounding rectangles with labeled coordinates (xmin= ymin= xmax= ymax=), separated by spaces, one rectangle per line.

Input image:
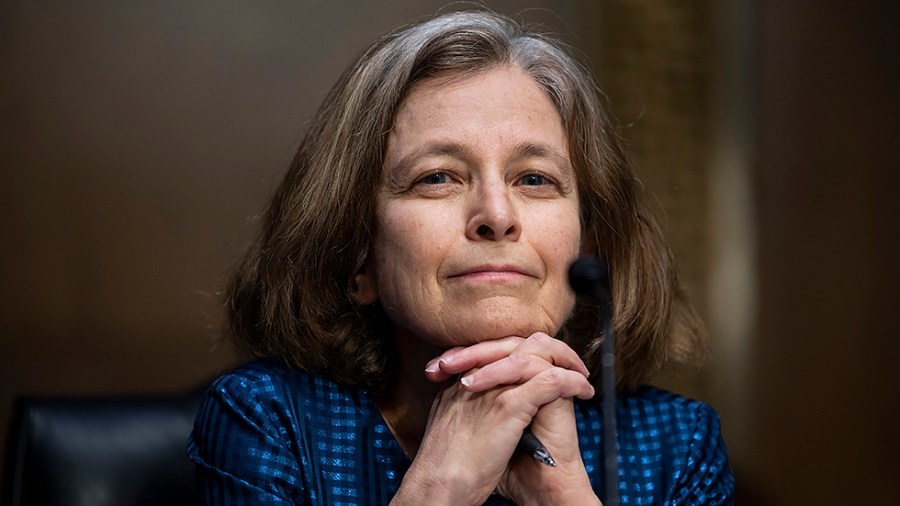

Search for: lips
xmin=447 ymin=264 xmax=537 ymax=282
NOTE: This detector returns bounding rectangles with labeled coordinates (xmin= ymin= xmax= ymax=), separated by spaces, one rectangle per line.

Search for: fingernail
xmin=460 ymin=375 xmax=474 ymax=387
xmin=425 ymin=360 xmax=439 ymax=373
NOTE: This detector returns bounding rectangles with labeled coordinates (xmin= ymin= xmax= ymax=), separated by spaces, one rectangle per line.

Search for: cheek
xmin=377 ymin=207 xmax=447 ymax=261
xmin=537 ymin=205 xmax=582 ymax=260
xmin=538 ymin=207 xmax=581 ymax=313
xmin=372 ymin=204 xmax=454 ymax=300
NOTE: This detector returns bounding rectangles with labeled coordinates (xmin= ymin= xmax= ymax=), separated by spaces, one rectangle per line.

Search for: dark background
xmin=2 ymin=1 xmax=897 ymax=504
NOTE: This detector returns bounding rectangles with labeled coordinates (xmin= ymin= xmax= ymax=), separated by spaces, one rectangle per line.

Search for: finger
xmin=490 ymin=368 xmax=595 ymax=423
xmin=512 ymin=332 xmax=590 ymax=378
xmin=519 ymin=367 xmax=596 ymax=403
xmin=424 ymin=337 xmax=525 ymax=381
xmin=468 ymin=364 xmax=594 ymax=400
xmin=427 ymin=332 xmax=588 ymax=379
xmin=458 ymin=351 xmax=552 ymax=392
xmin=424 ymin=345 xmax=471 ymax=381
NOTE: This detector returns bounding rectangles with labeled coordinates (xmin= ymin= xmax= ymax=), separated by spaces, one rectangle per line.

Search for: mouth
xmin=448 ymin=264 xmax=536 ymax=283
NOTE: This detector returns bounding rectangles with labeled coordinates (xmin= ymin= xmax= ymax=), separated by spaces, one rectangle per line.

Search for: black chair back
xmin=3 ymin=390 xmax=202 ymax=506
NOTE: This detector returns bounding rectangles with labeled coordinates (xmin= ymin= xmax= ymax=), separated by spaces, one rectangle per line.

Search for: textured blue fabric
xmin=187 ymin=359 xmax=734 ymax=505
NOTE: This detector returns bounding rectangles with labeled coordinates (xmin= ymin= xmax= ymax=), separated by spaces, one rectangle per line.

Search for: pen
xmin=518 ymin=428 xmax=556 ymax=467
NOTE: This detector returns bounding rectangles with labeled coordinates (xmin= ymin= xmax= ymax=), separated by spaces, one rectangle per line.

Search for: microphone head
xmin=568 ymin=255 xmax=611 ymax=302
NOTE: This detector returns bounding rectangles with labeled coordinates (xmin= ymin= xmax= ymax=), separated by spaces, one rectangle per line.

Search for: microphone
xmin=568 ymin=255 xmax=611 ymax=304
xmin=569 ymin=255 xmax=620 ymax=506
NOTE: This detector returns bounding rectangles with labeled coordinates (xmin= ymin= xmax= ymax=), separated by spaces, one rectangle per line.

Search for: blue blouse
xmin=187 ymin=359 xmax=733 ymax=505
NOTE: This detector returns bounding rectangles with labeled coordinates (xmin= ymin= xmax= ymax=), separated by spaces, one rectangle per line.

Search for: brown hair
xmin=226 ymin=9 xmax=705 ymax=393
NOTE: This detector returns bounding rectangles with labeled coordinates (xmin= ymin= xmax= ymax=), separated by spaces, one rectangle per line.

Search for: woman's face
xmin=366 ymin=66 xmax=581 ymax=349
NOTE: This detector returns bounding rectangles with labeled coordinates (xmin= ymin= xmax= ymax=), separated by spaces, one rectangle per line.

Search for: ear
xmin=349 ymin=265 xmax=378 ymax=305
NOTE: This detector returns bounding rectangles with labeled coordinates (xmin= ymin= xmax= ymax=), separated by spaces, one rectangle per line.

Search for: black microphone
xmin=569 ymin=255 xmax=620 ymax=506
xmin=568 ymin=255 xmax=611 ymax=304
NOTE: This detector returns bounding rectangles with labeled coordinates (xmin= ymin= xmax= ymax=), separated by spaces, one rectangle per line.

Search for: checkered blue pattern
xmin=187 ymin=359 xmax=733 ymax=505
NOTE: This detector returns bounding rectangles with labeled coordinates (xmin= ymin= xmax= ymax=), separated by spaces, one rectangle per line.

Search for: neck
xmin=376 ymin=328 xmax=444 ymax=458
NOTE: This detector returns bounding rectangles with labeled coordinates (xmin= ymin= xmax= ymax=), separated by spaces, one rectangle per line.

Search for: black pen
xmin=518 ymin=428 xmax=556 ymax=467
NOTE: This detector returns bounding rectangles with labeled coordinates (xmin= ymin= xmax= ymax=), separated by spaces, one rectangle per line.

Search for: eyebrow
xmin=511 ymin=142 xmax=573 ymax=175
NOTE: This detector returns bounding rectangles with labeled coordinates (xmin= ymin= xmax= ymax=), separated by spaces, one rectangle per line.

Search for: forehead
xmin=398 ymin=66 xmax=558 ymax=117
xmin=385 ymin=67 xmax=568 ymax=161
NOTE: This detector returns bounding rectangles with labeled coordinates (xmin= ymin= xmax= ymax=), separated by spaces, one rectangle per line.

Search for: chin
xmin=392 ymin=298 xmax=573 ymax=349
xmin=444 ymin=308 xmax=564 ymax=344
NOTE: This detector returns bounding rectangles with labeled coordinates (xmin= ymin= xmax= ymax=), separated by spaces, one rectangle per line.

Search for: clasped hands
xmin=397 ymin=333 xmax=603 ymax=506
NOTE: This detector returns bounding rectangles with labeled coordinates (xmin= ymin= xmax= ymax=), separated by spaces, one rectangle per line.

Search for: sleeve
xmin=186 ymin=372 xmax=306 ymax=505
xmin=670 ymin=402 xmax=735 ymax=506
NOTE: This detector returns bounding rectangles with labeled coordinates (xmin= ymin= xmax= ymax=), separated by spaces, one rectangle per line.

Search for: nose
xmin=465 ymin=180 xmax=521 ymax=241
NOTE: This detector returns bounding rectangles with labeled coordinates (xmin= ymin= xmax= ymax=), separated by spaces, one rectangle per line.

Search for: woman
xmin=187 ymin=9 xmax=734 ymax=505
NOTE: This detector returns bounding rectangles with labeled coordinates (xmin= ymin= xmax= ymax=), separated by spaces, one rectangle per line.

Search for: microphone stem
xmin=601 ymin=298 xmax=620 ymax=506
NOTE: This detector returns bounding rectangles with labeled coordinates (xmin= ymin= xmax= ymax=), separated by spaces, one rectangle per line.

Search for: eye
xmin=520 ymin=173 xmax=548 ymax=186
xmin=419 ymin=172 xmax=448 ymax=185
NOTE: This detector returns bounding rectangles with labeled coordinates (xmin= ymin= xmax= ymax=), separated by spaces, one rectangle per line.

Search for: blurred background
xmin=1 ymin=0 xmax=897 ymax=504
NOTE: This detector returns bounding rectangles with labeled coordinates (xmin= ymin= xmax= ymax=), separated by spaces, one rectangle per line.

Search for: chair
xmin=3 ymin=388 xmax=203 ymax=506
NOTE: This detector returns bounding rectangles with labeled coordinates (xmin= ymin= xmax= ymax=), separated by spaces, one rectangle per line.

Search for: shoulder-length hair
xmin=226 ymin=9 xmax=706 ymax=393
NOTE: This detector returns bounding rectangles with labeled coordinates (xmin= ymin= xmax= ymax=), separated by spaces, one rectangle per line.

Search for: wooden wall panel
xmin=749 ymin=1 xmax=900 ymax=503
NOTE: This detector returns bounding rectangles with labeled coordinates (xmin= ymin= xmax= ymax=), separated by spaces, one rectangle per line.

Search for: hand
xmin=407 ymin=333 xmax=600 ymax=505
